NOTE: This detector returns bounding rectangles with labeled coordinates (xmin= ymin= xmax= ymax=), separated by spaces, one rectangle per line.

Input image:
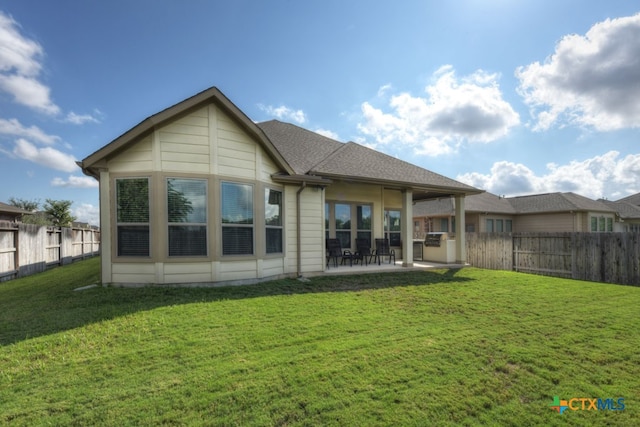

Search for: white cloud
xmin=517 ymin=13 xmax=640 ymax=131
xmin=457 ymin=151 xmax=640 ymax=200
xmin=64 ymin=110 xmax=102 ymax=125
xmin=0 ymin=118 xmax=59 ymax=144
xmin=73 ymin=203 xmax=99 ymax=226
xmin=314 ymin=128 xmax=340 ymax=140
xmin=0 ymin=12 xmax=60 ymax=115
xmin=357 ymin=66 xmax=520 ymax=156
xmin=258 ymin=104 xmax=307 ymax=124
xmin=12 ymin=138 xmax=77 ymax=172
xmin=0 ymin=11 xmax=43 ymax=76
xmin=51 ymin=175 xmax=98 ymax=188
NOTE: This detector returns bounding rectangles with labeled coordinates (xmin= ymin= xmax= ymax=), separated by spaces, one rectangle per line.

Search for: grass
xmin=1 ymin=257 xmax=639 ymax=426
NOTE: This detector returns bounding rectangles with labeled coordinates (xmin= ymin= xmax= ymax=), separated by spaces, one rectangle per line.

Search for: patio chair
xmin=354 ymin=238 xmax=373 ymax=266
xmin=326 ymin=238 xmax=354 ymax=268
xmin=374 ymin=238 xmax=396 ymax=265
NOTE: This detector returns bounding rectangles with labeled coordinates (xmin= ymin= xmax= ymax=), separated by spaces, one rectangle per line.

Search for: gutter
xmin=296 ymin=181 xmax=307 ymax=277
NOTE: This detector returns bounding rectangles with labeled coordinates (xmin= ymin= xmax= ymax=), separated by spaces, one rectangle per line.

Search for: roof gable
xmin=81 ymin=87 xmax=294 ymax=177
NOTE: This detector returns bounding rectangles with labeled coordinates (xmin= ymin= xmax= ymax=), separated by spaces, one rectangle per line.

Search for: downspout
xmin=296 ymin=181 xmax=307 ymax=277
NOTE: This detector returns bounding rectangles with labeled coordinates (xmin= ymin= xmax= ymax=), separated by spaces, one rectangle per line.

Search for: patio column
xmin=402 ymin=189 xmax=413 ymax=267
xmin=454 ymin=194 xmax=466 ymax=264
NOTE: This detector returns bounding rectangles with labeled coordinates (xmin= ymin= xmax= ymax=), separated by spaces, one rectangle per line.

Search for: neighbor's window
xmin=265 ymin=188 xmax=283 ymax=254
xmin=486 ymin=219 xmax=494 ymax=232
xmin=221 ymin=182 xmax=254 ymax=255
xmin=505 ymin=219 xmax=513 ymax=232
xmin=440 ymin=218 xmax=449 ymax=232
xmin=116 ymin=178 xmax=150 ymax=257
xmin=496 ymin=219 xmax=504 ymax=232
xmin=606 ymin=217 xmax=613 ymax=232
xmin=591 ymin=217 xmax=598 ymax=232
xmin=167 ymin=178 xmax=207 ymax=257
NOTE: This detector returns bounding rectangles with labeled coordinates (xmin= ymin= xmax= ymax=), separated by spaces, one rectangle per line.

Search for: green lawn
xmin=1 ymin=257 xmax=638 ymax=426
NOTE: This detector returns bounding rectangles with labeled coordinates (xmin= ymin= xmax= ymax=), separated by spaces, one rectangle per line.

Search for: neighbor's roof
xmin=507 ymin=192 xmax=615 ymax=214
xmin=413 ymin=192 xmax=516 ymax=216
xmin=0 ymin=202 xmax=32 ymax=215
xmin=600 ymin=199 xmax=640 ymax=219
xmin=617 ymin=192 xmax=640 ymax=206
xmin=81 ymin=87 xmax=481 ymax=197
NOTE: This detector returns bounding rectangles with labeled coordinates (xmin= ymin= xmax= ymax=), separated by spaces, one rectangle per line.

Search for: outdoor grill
xmin=424 ymin=232 xmax=449 ymax=247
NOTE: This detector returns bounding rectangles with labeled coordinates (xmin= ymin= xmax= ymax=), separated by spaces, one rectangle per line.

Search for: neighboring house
xmin=79 ymin=87 xmax=480 ymax=286
xmin=414 ymin=191 xmax=617 ymax=235
xmin=413 ymin=192 xmax=515 ymax=236
xmin=599 ymin=199 xmax=640 ymax=232
xmin=0 ymin=202 xmax=32 ymax=223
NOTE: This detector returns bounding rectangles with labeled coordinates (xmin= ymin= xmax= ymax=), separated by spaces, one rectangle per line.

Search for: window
xmin=385 ymin=210 xmax=401 ymax=246
xmin=440 ymin=218 xmax=449 ymax=232
xmin=221 ymin=182 xmax=253 ymax=255
xmin=606 ymin=217 xmax=613 ymax=232
xmin=116 ymin=178 xmax=150 ymax=256
xmin=486 ymin=219 xmax=494 ymax=232
xmin=591 ymin=217 xmax=598 ymax=232
xmin=496 ymin=219 xmax=504 ymax=232
xmin=356 ymin=205 xmax=372 ymax=245
xmin=335 ymin=203 xmax=351 ymax=249
xmin=505 ymin=219 xmax=512 ymax=232
xmin=325 ymin=202 xmax=372 ymax=249
xmin=167 ymin=178 xmax=207 ymax=256
xmin=265 ymin=189 xmax=283 ymax=254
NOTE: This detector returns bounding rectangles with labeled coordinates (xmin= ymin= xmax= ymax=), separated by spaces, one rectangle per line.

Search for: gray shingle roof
xmin=600 ymin=199 xmax=640 ymax=219
xmin=257 ymin=120 xmax=343 ymax=175
xmin=259 ymin=120 xmax=478 ymax=193
xmin=617 ymin=192 xmax=640 ymax=206
xmin=414 ymin=192 xmax=516 ymax=216
xmin=0 ymin=202 xmax=32 ymax=215
xmin=507 ymin=192 xmax=615 ymax=214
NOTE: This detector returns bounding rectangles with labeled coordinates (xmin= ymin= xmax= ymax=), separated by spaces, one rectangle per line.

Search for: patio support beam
xmin=402 ymin=189 xmax=413 ymax=267
xmin=454 ymin=194 xmax=466 ymax=264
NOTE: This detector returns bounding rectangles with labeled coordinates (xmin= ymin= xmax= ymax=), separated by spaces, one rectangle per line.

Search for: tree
xmin=8 ymin=197 xmax=40 ymax=212
xmin=44 ymin=199 xmax=76 ymax=227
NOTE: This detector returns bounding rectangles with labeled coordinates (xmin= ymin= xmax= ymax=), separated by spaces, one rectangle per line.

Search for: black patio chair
xmin=326 ymin=238 xmax=354 ymax=268
xmin=354 ymin=238 xmax=373 ymax=266
xmin=374 ymin=238 xmax=396 ymax=265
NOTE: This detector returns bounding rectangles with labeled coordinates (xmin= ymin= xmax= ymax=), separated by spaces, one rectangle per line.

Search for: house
xmin=0 ymin=202 xmax=32 ymax=223
xmin=414 ymin=191 xmax=617 ymax=235
xmin=599 ymin=199 xmax=640 ymax=232
xmin=413 ymin=192 xmax=515 ymax=235
xmin=79 ymin=87 xmax=481 ymax=286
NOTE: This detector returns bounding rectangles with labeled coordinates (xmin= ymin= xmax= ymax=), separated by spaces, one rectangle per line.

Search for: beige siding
xmin=108 ymin=135 xmax=152 ymax=172
xmin=514 ymin=213 xmax=575 ymax=232
xmin=112 ymin=263 xmax=155 ymax=283
xmin=160 ymin=107 xmax=210 ymax=172
xmin=218 ymin=260 xmax=258 ymax=281
xmin=216 ymin=112 xmax=257 ymax=179
xmin=262 ymin=258 xmax=285 ymax=277
xmin=163 ymin=262 xmax=213 ymax=284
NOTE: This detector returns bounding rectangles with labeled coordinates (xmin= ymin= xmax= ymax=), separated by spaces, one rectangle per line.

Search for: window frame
xmin=221 ymin=181 xmax=255 ymax=256
xmin=115 ymin=177 xmax=151 ymax=258
xmin=166 ymin=177 xmax=208 ymax=257
xmin=265 ymin=187 xmax=284 ymax=255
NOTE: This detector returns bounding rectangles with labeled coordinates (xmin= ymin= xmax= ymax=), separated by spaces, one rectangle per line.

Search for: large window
xmin=222 ymin=182 xmax=254 ymax=255
xmin=356 ymin=205 xmax=372 ymax=245
xmin=265 ymin=188 xmax=283 ymax=254
xmin=167 ymin=178 xmax=207 ymax=256
xmin=325 ymin=202 xmax=372 ymax=249
xmin=385 ymin=209 xmax=401 ymax=246
xmin=335 ymin=203 xmax=351 ymax=249
xmin=116 ymin=178 xmax=150 ymax=257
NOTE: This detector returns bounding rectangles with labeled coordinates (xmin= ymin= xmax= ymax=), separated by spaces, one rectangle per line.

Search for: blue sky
xmin=1 ymin=0 xmax=640 ymax=225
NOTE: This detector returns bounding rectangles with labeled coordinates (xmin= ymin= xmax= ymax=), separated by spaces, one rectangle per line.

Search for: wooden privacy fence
xmin=0 ymin=221 xmax=100 ymax=282
xmin=465 ymin=232 xmax=640 ymax=286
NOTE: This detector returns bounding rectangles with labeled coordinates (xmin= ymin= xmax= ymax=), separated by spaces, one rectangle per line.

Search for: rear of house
xmin=80 ymin=87 xmax=480 ymax=286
